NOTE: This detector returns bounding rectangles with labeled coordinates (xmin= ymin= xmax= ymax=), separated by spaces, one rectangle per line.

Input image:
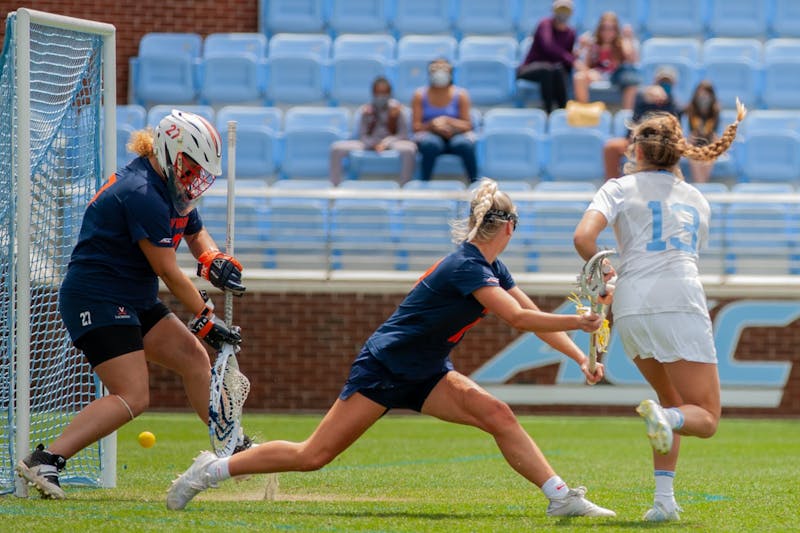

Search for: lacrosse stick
xmin=576 ymin=249 xmax=616 ymax=377
xmin=208 ymin=121 xmax=251 ymax=457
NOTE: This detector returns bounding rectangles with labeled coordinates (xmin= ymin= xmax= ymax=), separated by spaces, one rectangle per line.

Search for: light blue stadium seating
xmin=703 ymin=38 xmax=763 ymax=63
xmin=392 ymin=0 xmax=453 ymax=36
xmin=330 ymin=57 xmax=391 ymax=105
xmin=397 ymin=34 xmax=458 ymax=61
xmin=200 ymin=33 xmax=268 ymax=105
xmin=725 ymin=182 xmax=797 ymax=275
xmin=483 ymin=108 xmax=547 ymax=135
xmin=737 ymin=131 xmax=800 ymax=184
xmin=269 ymin=33 xmax=332 ymax=57
xmin=690 ymin=182 xmax=728 ymax=275
xmin=116 ymin=104 xmax=146 ymax=129
xmin=455 ymin=58 xmax=516 ymax=106
xmin=345 ymin=105 xmax=413 ymax=180
xmin=132 ymin=33 xmax=202 ymax=107
xmin=328 ymin=0 xmax=392 ymax=36
xmin=548 ymin=108 xmax=613 ymax=136
xmin=281 ymin=128 xmax=348 ymax=180
xmin=479 ymin=129 xmax=542 ymax=181
xmin=762 ymin=58 xmax=800 ymax=109
xmin=262 ymin=0 xmax=327 ymax=35
xmin=702 ymin=59 xmax=760 ymax=109
xmin=640 ymin=38 xmax=702 ymax=63
xmin=263 ymin=202 xmax=330 ymax=269
xmin=146 ymin=105 xmax=215 ymax=129
xmin=545 ymin=130 xmax=607 ymax=181
xmin=740 ymin=110 xmax=800 ymax=136
xmin=330 ymin=203 xmax=397 ymax=270
xmin=638 ymin=58 xmax=700 ymax=108
xmin=401 ymin=178 xmax=465 ymax=209
xmin=269 ymin=178 xmax=332 ymax=206
xmin=643 ymin=0 xmax=707 ymax=38
xmin=215 ymin=106 xmax=283 ymax=180
xmin=582 ymin=0 xmax=645 ymax=35
xmin=216 ymin=106 xmax=283 ymax=132
xmin=771 ymin=0 xmax=800 ymax=38
xmin=707 ymin=0 xmax=768 ymax=38
xmin=266 ymin=34 xmax=332 ymax=105
xmin=200 ymin=194 xmax=268 ymax=255
xmin=764 ymin=39 xmax=800 ymax=60
xmin=285 ymin=106 xmax=351 ymax=134
xmin=116 ymin=124 xmax=136 ymax=170
xmin=612 ymin=109 xmax=633 ymax=137
xmin=459 ymin=36 xmax=519 ymax=62
xmin=453 ymin=0 xmax=517 ymax=38
xmin=333 ymin=34 xmax=397 ymax=61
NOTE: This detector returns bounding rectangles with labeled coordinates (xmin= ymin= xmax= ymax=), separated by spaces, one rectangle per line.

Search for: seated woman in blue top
xmin=411 ymin=58 xmax=477 ymax=182
xmin=167 ymin=178 xmax=616 ymax=519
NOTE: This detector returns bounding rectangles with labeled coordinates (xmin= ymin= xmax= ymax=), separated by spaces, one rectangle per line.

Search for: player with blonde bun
xmin=16 ymin=110 xmax=250 ymax=500
xmin=168 ymin=178 xmax=615 ymax=519
xmin=574 ymin=100 xmax=747 ymax=522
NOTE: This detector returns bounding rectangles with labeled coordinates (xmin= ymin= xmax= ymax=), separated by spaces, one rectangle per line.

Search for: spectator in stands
xmin=575 ymin=99 xmax=747 ymax=523
xmin=573 ymin=12 xmax=641 ymax=110
xmin=603 ymin=66 xmax=680 ymax=179
xmin=329 ymin=76 xmax=417 ymax=184
xmin=15 ymin=110 xmax=246 ymax=500
xmin=516 ymin=0 xmax=576 ymax=114
xmin=167 ymin=177 xmax=616 ymax=519
xmin=411 ymin=58 xmax=477 ymax=182
xmin=684 ymin=81 xmax=721 ymax=183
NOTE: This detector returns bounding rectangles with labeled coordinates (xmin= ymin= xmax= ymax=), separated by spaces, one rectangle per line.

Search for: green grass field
xmin=2 ymin=413 xmax=798 ymax=532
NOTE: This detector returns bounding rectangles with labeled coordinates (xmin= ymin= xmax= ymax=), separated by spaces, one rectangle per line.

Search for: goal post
xmin=0 ymin=8 xmax=116 ymax=496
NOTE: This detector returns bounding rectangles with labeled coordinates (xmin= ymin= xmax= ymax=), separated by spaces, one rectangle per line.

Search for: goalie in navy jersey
xmin=167 ymin=178 xmax=616 ymax=519
xmin=16 ymin=109 xmax=247 ymax=499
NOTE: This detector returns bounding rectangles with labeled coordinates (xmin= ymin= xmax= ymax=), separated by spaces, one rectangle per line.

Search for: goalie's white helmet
xmin=154 ymin=109 xmax=222 ymax=215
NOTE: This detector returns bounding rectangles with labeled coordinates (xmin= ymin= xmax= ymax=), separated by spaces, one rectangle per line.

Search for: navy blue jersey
xmin=365 ymin=242 xmax=515 ymax=378
xmin=60 ymin=157 xmax=203 ymax=308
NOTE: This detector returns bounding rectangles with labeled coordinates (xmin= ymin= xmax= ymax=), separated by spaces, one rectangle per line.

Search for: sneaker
xmin=166 ymin=451 xmax=219 ymax=510
xmin=644 ymin=500 xmax=681 ymax=522
xmin=636 ymin=399 xmax=674 ymax=454
xmin=546 ymin=486 xmax=617 ymax=517
xmin=15 ymin=444 xmax=67 ymax=499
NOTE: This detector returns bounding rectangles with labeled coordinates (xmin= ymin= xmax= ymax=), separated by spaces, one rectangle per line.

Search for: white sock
xmin=542 ymin=475 xmax=569 ymax=500
xmin=663 ymin=407 xmax=685 ymax=430
xmin=207 ymin=457 xmax=231 ymax=483
xmin=654 ymin=470 xmax=676 ymax=506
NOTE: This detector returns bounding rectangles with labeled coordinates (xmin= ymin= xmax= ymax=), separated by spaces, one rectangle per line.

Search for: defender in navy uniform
xmin=17 ymin=110 xmax=245 ymax=499
xmin=167 ymin=178 xmax=616 ymax=519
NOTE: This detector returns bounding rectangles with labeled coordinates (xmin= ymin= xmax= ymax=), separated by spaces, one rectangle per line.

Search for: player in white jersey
xmin=574 ymin=100 xmax=747 ymax=522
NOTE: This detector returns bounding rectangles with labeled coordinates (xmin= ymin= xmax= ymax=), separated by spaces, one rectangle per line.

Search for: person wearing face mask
xmin=684 ymin=81 xmax=720 ymax=183
xmin=516 ymin=0 xmax=577 ymax=113
xmin=329 ymin=76 xmax=417 ymax=184
xmin=603 ymin=66 xmax=680 ymax=179
xmin=411 ymin=58 xmax=477 ymax=182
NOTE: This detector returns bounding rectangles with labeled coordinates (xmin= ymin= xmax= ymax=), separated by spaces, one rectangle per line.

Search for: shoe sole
xmin=15 ymin=461 xmax=66 ymax=499
xmin=636 ymin=400 xmax=672 ymax=455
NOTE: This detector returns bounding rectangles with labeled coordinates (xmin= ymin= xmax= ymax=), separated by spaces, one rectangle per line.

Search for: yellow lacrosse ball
xmin=138 ymin=431 xmax=156 ymax=448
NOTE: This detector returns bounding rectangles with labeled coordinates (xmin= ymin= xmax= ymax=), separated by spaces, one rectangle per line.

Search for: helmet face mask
xmin=155 ymin=110 xmax=222 ymax=215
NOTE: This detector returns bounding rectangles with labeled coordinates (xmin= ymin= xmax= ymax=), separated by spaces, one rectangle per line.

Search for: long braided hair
xmin=451 ymin=178 xmax=517 ymax=244
xmin=623 ymin=98 xmax=747 ymax=178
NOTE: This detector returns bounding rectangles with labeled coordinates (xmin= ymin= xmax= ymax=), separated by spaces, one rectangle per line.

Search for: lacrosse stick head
xmin=209 ymin=343 xmax=251 ymax=457
xmin=578 ymin=249 xmax=616 ymax=301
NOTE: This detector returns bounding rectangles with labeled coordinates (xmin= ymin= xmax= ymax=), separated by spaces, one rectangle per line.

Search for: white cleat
xmin=644 ymin=500 xmax=682 ymax=522
xmin=546 ymin=486 xmax=617 ymax=517
xmin=166 ymin=451 xmax=218 ymax=510
xmin=636 ymin=399 xmax=673 ymax=455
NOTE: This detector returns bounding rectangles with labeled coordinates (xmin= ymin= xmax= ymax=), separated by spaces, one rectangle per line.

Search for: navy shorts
xmin=339 ymin=347 xmax=450 ymax=412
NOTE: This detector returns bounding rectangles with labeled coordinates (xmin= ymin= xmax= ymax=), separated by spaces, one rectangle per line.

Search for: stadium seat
xmin=132 ymin=33 xmax=201 ymax=107
xmin=401 ymin=178 xmax=465 ymax=209
xmin=548 ymin=108 xmax=613 ymax=136
xmin=459 ymin=36 xmax=519 ymax=62
xmin=691 ymin=182 xmax=728 ymax=275
xmin=770 ymin=0 xmax=800 ymax=38
xmin=452 ymin=0 xmax=517 ymax=39
xmin=640 ymin=38 xmax=702 ymax=63
xmin=333 ymin=34 xmax=396 ymax=61
xmin=581 ymin=0 xmax=645 ymax=35
xmin=703 ymin=38 xmax=763 ymax=63
xmin=346 ymin=105 xmax=413 ymax=180
xmin=263 ymin=202 xmax=330 ymax=270
xmin=725 ymin=183 xmax=797 ymax=275
xmin=261 ymin=0 xmax=327 ymax=35
xmin=612 ymin=109 xmax=633 ymax=137
xmin=285 ymin=106 xmax=350 ymax=134
xmin=643 ymin=0 xmax=707 ymax=38
xmin=328 ymin=0 xmax=391 ymax=36
xmin=762 ymin=59 xmax=800 ymax=109
xmin=200 ymin=194 xmax=267 ymax=262
xmin=737 ymin=131 xmax=800 ymax=184
xmin=483 ymin=108 xmax=547 ymax=135
xmin=330 ymin=57 xmax=391 ymax=106
xmin=544 ymin=130 xmax=608 ymax=181
xmin=707 ymin=0 xmax=768 ymax=38
xmin=702 ymin=59 xmax=760 ymax=109
xmin=269 ymin=178 xmax=333 ymax=207
xmin=329 ymin=203 xmax=397 ymax=270
xmin=266 ymin=34 xmax=332 ymax=105
xmin=394 ymin=35 xmax=458 ymax=102
xmin=479 ymin=129 xmax=542 ymax=181
xmin=454 ymin=58 xmax=516 ymax=106
xmin=740 ymin=110 xmax=800 ymax=136
xmin=146 ymin=105 xmax=214 ymax=129
xmin=392 ymin=0 xmax=453 ymax=36
xmin=216 ymin=106 xmax=283 ymax=132
xmin=216 ymin=106 xmax=283 ymax=180
xmin=200 ymin=33 xmax=268 ymax=105
xmin=764 ymin=39 xmax=800 ymax=61
xmin=116 ymin=104 xmax=146 ymax=129
xmin=116 ymin=123 xmax=137 ymax=170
